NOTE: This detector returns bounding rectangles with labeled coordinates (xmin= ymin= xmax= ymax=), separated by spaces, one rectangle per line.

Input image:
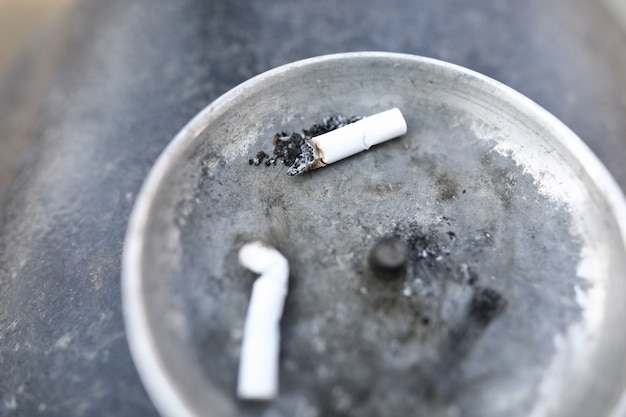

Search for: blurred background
xmin=1 ymin=0 xmax=625 ymax=209
xmin=0 ymin=0 xmax=74 ymax=75
xmin=0 ymin=0 xmax=75 ymax=208
xmin=0 ymin=1 xmax=626 ymax=416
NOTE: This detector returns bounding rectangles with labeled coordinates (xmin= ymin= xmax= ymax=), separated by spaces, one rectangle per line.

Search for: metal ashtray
xmin=122 ymin=52 xmax=626 ymax=417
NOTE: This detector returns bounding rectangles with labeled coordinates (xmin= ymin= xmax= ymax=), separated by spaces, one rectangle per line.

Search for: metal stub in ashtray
xmin=368 ymin=237 xmax=408 ymax=277
xmin=122 ymin=52 xmax=626 ymax=417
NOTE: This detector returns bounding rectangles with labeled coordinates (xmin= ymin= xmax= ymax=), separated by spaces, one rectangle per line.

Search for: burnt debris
xmin=249 ymin=115 xmax=362 ymax=171
xmin=248 ymin=151 xmax=269 ymax=166
xmin=365 ymin=223 xmax=509 ymax=404
xmin=286 ymin=141 xmax=319 ymax=176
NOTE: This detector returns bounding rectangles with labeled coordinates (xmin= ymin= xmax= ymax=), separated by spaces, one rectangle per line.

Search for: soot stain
xmin=406 ymin=153 xmax=462 ymax=202
xmin=468 ymin=286 xmax=507 ymax=327
xmin=361 ymin=222 xmax=509 ymax=405
xmin=436 ymin=173 xmax=459 ymax=201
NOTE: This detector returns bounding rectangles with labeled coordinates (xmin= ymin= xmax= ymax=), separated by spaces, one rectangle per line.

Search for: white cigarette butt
xmin=287 ymin=108 xmax=407 ymax=175
xmin=237 ymin=241 xmax=289 ymax=400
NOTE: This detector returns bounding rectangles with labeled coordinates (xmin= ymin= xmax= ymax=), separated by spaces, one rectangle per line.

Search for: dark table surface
xmin=1 ymin=0 xmax=625 ymax=416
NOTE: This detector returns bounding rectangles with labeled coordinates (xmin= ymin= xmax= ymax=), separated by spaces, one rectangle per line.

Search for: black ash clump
xmin=272 ymin=132 xmax=307 ymax=167
xmin=248 ymin=151 xmax=269 ymax=166
xmin=303 ymin=115 xmax=362 ymax=137
xmin=249 ymin=115 xmax=362 ymax=170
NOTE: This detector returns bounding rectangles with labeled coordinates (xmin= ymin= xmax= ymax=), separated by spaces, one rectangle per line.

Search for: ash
xmin=249 ymin=115 xmax=362 ymax=170
xmin=286 ymin=142 xmax=319 ymax=176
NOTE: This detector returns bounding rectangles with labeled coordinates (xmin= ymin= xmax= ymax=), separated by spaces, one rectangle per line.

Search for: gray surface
xmin=0 ymin=0 xmax=626 ymax=416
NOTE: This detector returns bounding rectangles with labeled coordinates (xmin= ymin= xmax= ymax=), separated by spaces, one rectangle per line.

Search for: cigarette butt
xmin=313 ymin=107 xmax=407 ymax=164
xmin=237 ymin=242 xmax=289 ymax=400
xmin=287 ymin=108 xmax=407 ymax=175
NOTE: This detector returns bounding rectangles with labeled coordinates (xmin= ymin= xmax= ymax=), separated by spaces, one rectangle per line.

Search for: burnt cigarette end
xmin=286 ymin=141 xmax=323 ymax=176
xmin=369 ymin=237 xmax=408 ymax=277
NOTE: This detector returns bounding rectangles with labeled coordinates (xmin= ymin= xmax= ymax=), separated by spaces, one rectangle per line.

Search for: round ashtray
xmin=122 ymin=52 xmax=626 ymax=417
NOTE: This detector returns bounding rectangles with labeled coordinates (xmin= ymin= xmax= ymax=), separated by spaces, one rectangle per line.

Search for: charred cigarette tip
xmin=288 ymin=108 xmax=407 ymax=175
xmin=286 ymin=141 xmax=323 ymax=176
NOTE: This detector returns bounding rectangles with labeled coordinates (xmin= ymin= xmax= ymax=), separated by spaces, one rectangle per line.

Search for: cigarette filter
xmin=237 ymin=242 xmax=289 ymax=400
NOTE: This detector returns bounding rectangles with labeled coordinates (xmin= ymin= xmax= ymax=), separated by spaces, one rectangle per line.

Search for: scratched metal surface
xmin=1 ymin=1 xmax=626 ymax=416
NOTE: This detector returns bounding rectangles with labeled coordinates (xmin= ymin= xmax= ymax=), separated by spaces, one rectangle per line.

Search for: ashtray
xmin=122 ymin=52 xmax=626 ymax=417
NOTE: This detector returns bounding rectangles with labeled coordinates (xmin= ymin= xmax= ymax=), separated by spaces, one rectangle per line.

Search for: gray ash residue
xmin=388 ymin=220 xmax=483 ymax=289
xmin=249 ymin=115 xmax=362 ymax=168
xmin=372 ymin=222 xmax=508 ymax=403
